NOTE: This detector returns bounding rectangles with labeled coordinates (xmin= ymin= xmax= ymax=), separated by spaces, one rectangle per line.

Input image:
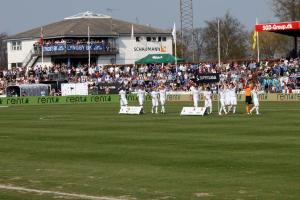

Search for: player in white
xmin=218 ymin=84 xmax=227 ymax=115
xmin=190 ymin=84 xmax=200 ymax=108
xmin=159 ymin=85 xmax=167 ymax=114
xmin=119 ymin=87 xmax=128 ymax=108
xmin=228 ymin=83 xmax=237 ymax=114
xmin=250 ymin=86 xmax=262 ymax=115
xmin=204 ymin=86 xmax=212 ymax=114
xmin=137 ymin=85 xmax=146 ymax=113
xmin=150 ymin=87 xmax=159 ymax=114
xmin=224 ymin=83 xmax=231 ymax=111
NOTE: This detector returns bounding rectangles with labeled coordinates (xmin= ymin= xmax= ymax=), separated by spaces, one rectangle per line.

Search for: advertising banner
xmin=61 ymin=83 xmax=88 ymax=96
xmin=119 ymin=106 xmax=143 ymax=115
xmin=97 ymin=82 xmax=122 ymax=94
xmin=180 ymin=107 xmax=206 ymax=116
xmin=195 ymin=73 xmax=220 ymax=83
xmin=0 ymin=93 xmax=299 ymax=106
xmin=256 ymin=21 xmax=300 ymax=32
xmin=43 ymin=44 xmax=107 ymax=53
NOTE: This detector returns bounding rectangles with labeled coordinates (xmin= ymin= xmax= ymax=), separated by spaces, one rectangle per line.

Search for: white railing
xmin=22 ymin=47 xmax=36 ymax=67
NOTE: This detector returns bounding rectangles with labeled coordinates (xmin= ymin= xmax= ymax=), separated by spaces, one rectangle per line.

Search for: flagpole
xmin=174 ymin=26 xmax=177 ymax=67
xmin=256 ymin=18 xmax=260 ymax=63
xmin=88 ymin=26 xmax=91 ymax=68
xmin=42 ymin=45 xmax=44 ymax=66
xmin=41 ymin=27 xmax=44 ymax=66
xmin=175 ymin=39 xmax=177 ymax=67
xmin=217 ymin=20 xmax=221 ymax=113
xmin=172 ymin=23 xmax=177 ymax=67
xmin=218 ymin=20 xmax=221 ymax=67
xmin=131 ymin=24 xmax=135 ymax=65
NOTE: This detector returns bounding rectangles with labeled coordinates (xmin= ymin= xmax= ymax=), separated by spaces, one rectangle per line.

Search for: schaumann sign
xmin=134 ymin=47 xmax=162 ymax=52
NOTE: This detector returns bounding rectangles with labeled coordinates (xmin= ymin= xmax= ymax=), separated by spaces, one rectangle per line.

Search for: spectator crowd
xmin=0 ymin=58 xmax=299 ymax=95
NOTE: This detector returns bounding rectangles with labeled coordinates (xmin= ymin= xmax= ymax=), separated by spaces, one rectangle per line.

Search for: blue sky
xmin=0 ymin=0 xmax=276 ymax=34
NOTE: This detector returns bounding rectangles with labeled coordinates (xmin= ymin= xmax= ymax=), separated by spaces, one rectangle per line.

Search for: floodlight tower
xmin=180 ymin=0 xmax=195 ymax=61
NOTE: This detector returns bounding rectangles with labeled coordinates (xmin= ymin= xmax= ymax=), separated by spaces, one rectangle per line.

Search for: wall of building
xmin=35 ymin=57 xmax=52 ymax=67
xmin=7 ymin=39 xmax=36 ymax=69
xmin=97 ymin=55 xmax=116 ymax=66
xmin=7 ymin=35 xmax=173 ymax=68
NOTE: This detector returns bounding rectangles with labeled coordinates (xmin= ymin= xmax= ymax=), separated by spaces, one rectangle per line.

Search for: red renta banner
xmin=255 ymin=21 xmax=300 ymax=32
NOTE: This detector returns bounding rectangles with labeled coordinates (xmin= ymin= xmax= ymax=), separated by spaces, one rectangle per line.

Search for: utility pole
xmin=292 ymin=0 xmax=298 ymax=57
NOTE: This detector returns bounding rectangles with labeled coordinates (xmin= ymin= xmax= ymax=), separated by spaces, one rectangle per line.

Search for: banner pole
xmin=217 ymin=20 xmax=221 ymax=114
xmin=256 ymin=18 xmax=260 ymax=63
xmin=88 ymin=26 xmax=91 ymax=68
xmin=218 ymin=20 xmax=221 ymax=67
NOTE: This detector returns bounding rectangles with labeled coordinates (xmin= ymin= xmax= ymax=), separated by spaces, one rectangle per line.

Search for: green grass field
xmin=0 ymin=102 xmax=299 ymax=200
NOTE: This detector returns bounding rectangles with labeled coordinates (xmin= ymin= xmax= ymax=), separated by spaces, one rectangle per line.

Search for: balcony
xmin=34 ymin=43 xmax=118 ymax=56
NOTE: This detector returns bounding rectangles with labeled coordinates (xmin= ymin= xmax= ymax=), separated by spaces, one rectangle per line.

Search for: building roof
xmin=7 ymin=11 xmax=171 ymax=40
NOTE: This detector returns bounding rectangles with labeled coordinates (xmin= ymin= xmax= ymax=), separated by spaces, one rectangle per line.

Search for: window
xmin=146 ymin=37 xmax=151 ymax=42
xmin=158 ymin=37 xmax=162 ymax=42
xmin=162 ymin=37 xmax=167 ymax=42
xmin=152 ymin=37 xmax=157 ymax=42
xmin=136 ymin=37 xmax=141 ymax=42
xmin=12 ymin=41 xmax=22 ymax=51
xmin=11 ymin=63 xmax=23 ymax=68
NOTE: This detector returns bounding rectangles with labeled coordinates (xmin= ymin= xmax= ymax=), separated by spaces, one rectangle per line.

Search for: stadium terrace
xmin=0 ymin=59 xmax=299 ymax=97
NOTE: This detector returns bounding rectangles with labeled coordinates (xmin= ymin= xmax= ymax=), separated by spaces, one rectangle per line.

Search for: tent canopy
xmin=135 ymin=53 xmax=184 ymax=65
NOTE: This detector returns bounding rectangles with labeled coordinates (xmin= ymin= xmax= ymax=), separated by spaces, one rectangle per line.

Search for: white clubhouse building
xmin=6 ymin=11 xmax=173 ymax=69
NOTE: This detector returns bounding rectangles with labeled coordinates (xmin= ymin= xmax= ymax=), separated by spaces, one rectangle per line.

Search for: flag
xmin=252 ymin=31 xmax=257 ymax=50
xmin=40 ymin=27 xmax=44 ymax=46
xmin=172 ymin=23 xmax=176 ymax=42
xmin=131 ymin=24 xmax=134 ymax=40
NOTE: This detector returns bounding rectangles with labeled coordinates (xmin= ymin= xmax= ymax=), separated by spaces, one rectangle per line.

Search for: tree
xmin=178 ymin=28 xmax=205 ymax=62
xmin=271 ymin=0 xmax=300 ymax=58
xmin=173 ymin=31 xmax=188 ymax=59
xmin=193 ymin=28 xmax=205 ymax=61
xmin=272 ymin=0 xmax=300 ymax=21
xmin=251 ymin=31 xmax=291 ymax=59
xmin=0 ymin=33 xmax=8 ymax=69
xmin=201 ymin=12 xmax=249 ymax=61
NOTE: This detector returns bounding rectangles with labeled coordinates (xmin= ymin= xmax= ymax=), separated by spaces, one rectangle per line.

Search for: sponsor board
xmin=195 ymin=73 xmax=220 ymax=83
xmin=119 ymin=106 xmax=142 ymax=115
xmin=0 ymin=93 xmax=299 ymax=106
xmin=97 ymin=82 xmax=122 ymax=94
xmin=0 ymin=95 xmax=115 ymax=106
xmin=180 ymin=107 xmax=206 ymax=116
xmin=134 ymin=46 xmax=161 ymax=52
xmin=256 ymin=22 xmax=300 ymax=32
xmin=292 ymin=90 xmax=300 ymax=94
xmin=61 ymin=83 xmax=88 ymax=96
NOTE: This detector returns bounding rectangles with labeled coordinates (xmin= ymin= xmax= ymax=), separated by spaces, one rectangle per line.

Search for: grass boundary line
xmin=0 ymin=184 xmax=126 ymax=200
